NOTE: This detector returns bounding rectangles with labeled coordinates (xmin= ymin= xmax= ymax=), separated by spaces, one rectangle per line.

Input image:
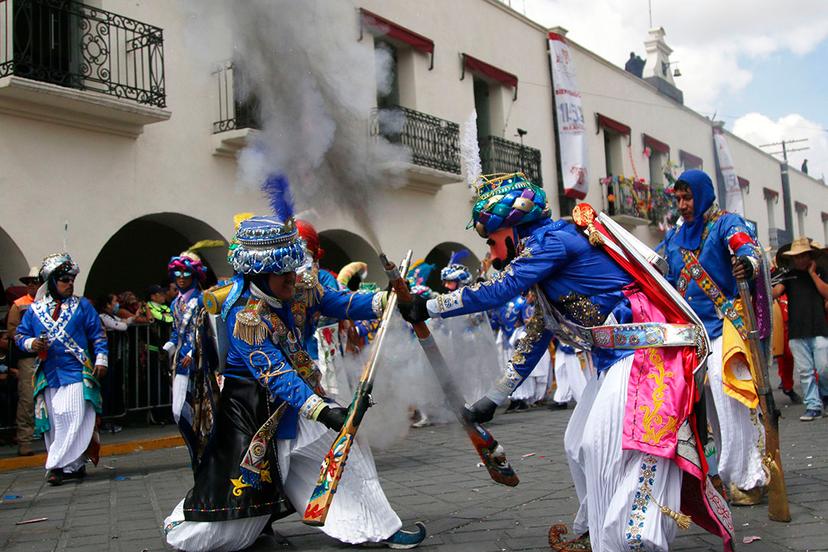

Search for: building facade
xmin=1 ymin=0 xmax=825 ymax=301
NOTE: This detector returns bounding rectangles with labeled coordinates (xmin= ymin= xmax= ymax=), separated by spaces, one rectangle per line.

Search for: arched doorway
xmin=85 ymin=213 xmax=227 ymax=300
xmin=318 ymin=229 xmax=381 ymax=290
xmin=423 ymin=241 xmax=481 ymax=293
xmin=0 ymin=226 xmax=30 ymax=309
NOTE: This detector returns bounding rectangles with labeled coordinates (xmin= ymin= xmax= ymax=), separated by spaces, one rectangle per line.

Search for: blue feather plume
xmin=448 ymin=249 xmax=470 ymax=266
xmin=262 ymin=174 xmax=295 ymax=223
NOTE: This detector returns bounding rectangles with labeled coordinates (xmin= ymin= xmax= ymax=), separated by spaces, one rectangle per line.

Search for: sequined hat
xmin=468 ymin=172 xmax=549 ymax=237
xmin=440 ymin=250 xmax=472 ymax=284
xmin=228 ymin=216 xmax=306 ymax=275
xmin=39 ymin=253 xmax=79 ymax=282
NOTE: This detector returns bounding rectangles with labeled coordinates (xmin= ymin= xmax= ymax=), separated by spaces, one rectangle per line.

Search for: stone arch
xmin=318 ymin=229 xmax=382 ymax=290
xmin=423 ymin=241 xmax=481 ymax=292
xmin=0 ymin=226 xmax=30 ymax=308
xmin=85 ymin=213 xmax=228 ymax=300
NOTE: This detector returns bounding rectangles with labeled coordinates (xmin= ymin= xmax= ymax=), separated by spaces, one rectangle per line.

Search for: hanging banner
xmin=548 ymin=32 xmax=588 ymax=199
xmin=713 ymin=126 xmax=744 ymax=215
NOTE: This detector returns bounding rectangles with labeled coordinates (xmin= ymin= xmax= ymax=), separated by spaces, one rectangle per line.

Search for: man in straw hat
xmin=663 ymin=169 xmax=768 ymax=505
xmin=6 ymin=266 xmax=42 ymax=456
xmin=14 ymin=254 xmax=108 ymax=485
xmin=774 ymin=237 xmax=828 ymax=421
xmin=400 ymin=172 xmax=734 ymax=551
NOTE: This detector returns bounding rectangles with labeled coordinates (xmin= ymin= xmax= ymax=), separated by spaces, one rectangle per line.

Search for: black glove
xmin=316 ymin=406 xmax=348 ymax=432
xmin=397 ymin=294 xmax=430 ymax=325
xmin=462 ymin=397 xmax=498 ymax=424
xmin=733 ymin=255 xmax=755 ymax=281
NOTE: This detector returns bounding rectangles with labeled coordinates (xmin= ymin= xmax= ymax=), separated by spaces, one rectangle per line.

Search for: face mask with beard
xmin=486 ymin=227 xmax=518 ymax=271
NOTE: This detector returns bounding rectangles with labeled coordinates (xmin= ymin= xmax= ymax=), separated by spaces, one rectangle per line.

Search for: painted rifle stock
xmin=383 ymin=254 xmax=519 ymax=487
xmin=737 ymin=279 xmax=791 ymax=522
xmin=301 ymin=251 xmax=413 ymax=526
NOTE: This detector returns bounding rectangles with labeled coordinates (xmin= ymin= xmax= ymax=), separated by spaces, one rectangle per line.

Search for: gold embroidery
xmin=638 ymin=349 xmax=678 ymax=445
xmin=234 ymin=298 xmax=268 ymax=345
xmin=230 ymin=476 xmax=252 ymax=497
xmin=557 ymin=292 xmax=604 ymax=327
xmin=511 ymin=305 xmax=545 ymax=365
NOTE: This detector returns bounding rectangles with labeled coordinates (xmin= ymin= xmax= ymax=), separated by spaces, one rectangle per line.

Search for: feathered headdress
xmin=262 ymin=174 xmax=295 ymax=226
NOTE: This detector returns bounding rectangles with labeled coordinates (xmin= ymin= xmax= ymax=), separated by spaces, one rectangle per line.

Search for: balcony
xmin=601 ymin=176 xmax=652 ymax=227
xmin=211 ymin=62 xmax=259 ymax=157
xmin=371 ymin=105 xmax=460 ymax=194
xmin=0 ymin=0 xmax=170 ymax=137
xmin=479 ymin=135 xmax=542 ymax=186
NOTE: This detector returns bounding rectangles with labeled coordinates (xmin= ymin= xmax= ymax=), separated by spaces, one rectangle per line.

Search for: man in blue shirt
xmin=399 ymin=173 xmax=734 ymax=551
xmin=165 ymin=215 xmax=425 ymax=551
xmin=15 ymin=253 xmax=108 ymax=486
xmin=663 ymin=169 xmax=768 ymax=506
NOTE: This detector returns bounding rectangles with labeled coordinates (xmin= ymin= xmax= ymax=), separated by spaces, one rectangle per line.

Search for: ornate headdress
xmin=226 ymin=175 xmax=306 ymax=275
xmin=168 ymin=251 xmax=208 ymax=282
xmin=468 ymin=172 xmax=549 ymax=237
xmin=40 ymin=253 xmax=79 ymax=282
xmin=440 ymin=250 xmax=472 ymax=284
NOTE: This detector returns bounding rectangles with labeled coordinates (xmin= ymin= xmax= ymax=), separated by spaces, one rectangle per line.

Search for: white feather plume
xmin=460 ymin=110 xmax=482 ymax=189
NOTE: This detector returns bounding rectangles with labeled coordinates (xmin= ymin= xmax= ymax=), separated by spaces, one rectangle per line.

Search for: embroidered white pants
xmin=564 ymin=355 xmax=682 ymax=551
xmin=554 ymin=348 xmax=588 ymax=404
xmin=165 ymin=416 xmax=401 ymax=551
xmin=172 ymin=373 xmax=190 ymax=424
xmin=705 ymin=336 xmax=767 ymax=491
xmin=43 ymin=382 xmax=95 ymax=473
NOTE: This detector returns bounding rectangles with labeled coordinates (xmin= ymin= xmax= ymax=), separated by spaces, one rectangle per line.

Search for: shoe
xmin=800 ymin=409 xmax=822 ymax=421
xmin=382 ymin=522 xmax=427 ymax=549
xmin=46 ymin=469 xmax=64 ymax=486
xmin=17 ymin=444 xmax=34 ymax=457
xmin=548 ymin=401 xmax=569 ymax=410
xmin=729 ymin=484 xmax=762 ymax=506
xmin=505 ymin=400 xmax=519 ymax=413
xmin=410 ymin=414 xmax=431 ymax=429
xmin=63 ymin=466 xmax=86 ymax=481
xmin=783 ymin=389 xmax=802 ymax=404
xmin=514 ymin=400 xmax=530 ymax=412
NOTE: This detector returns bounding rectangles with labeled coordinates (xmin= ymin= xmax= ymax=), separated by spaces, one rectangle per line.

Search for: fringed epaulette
xmin=233 ymin=297 xmax=268 ymax=345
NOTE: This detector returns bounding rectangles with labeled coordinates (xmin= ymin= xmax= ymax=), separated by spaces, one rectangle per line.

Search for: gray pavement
xmin=0 ymin=388 xmax=826 ymax=552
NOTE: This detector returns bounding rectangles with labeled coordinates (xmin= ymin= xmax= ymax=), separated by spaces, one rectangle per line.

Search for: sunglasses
xmin=173 ymin=271 xmax=192 ymax=278
xmin=57 ymin=276 xmax=75 ymax=284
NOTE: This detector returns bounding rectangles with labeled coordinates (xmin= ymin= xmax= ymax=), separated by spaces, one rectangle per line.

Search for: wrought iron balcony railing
xmin=0 ymin=0 xmax=165 ymax=107
xmin=479 ymin=135 xmax=543 ymax=185
xmin=371 ymin=105 xmax=460 ymax=174
xmin=600 ymin=175 xmax=652 ymax=224
xmin=212 ymin=63 xmax=259 ymax=133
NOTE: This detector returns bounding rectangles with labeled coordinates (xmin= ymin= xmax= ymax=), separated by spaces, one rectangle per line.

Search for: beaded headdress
xmin=440 ymin=249 xmax=472 ymax=284
xmin=39 ymin=253 xmax=79 ymax=282
xmin=468 ymin=172 xmax=549 ymax=237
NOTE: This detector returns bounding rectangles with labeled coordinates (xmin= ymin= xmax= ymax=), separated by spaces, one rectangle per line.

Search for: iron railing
xmin=601 ymin=176 xmax=651 ymax=221
xmin=212 ymin=62 xmax=259 ymax=133
xmin=0 ymin=0 xmax=165 ymax=107
xmin=479 ymin=135 xmax=543 ymax=185
xmin=372 ymin=105 xmax=461 ymax=174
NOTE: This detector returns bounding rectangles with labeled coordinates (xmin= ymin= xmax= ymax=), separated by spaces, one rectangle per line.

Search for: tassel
xmin=233 ymin=300 xmax=267 ymax=345
xmin=653 ymin=499 xmax=691 ymax=530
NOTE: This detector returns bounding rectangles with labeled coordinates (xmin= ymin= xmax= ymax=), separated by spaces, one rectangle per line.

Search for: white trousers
xmin=705 ymin=336 xmax=767 ymax=491
xmin=563 ymin=355 xmax=682 ymax=552
xmin=165 ymin=417 xmax=401 ymax=551
xmin=553 ymin=348 xmax=588 ymax=404
xmin=172 ymin=373 xmax=190 ymax=424
xmin=43 ymin=382 xmax=95 ymax=473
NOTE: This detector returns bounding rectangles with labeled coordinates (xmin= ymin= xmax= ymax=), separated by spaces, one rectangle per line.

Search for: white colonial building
xmin=1 ymin=0 xmax=826 ymax=304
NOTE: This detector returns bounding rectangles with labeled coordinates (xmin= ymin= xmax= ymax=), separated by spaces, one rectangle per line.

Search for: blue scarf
xmin=674 ymin=169 xmax=716 ymax=251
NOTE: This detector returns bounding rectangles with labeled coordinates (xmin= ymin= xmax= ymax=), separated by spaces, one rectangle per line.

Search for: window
xmin=679 ymin=150 xmax=703 ymax=171
xmin=374 ymin=40 xmax=400 ymax=109
xmin=795 ymin=201 xmax=808 ymax=237
xmin=822 ymin=213 xmax=828 ymax=245
xmin=763 ymin=188 xmax=778 ymax=231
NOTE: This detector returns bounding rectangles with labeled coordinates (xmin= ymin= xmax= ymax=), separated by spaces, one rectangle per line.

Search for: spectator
xmin=801 ymin=159 xmax=809 ymax=175
xmin=773 ymin=237 xmax=828 ymax=421
xmin=98 ymin=293 xmax=133 ymax=331
xmin=15 ymin=254 xmax=107 ymax=486
xmin=146 ymin=285 xmax=173 ymax=324
xmin=6 ymin=267 xmax=41 ymax=456
xmin=165 ymin=281 xmax=178 ymax=304
xmin=117 ymin=291 xmax=151 ymax=324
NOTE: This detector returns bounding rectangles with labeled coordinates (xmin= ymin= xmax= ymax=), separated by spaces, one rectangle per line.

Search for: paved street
xmin=0 ymin=388 xmax=826 ymax=552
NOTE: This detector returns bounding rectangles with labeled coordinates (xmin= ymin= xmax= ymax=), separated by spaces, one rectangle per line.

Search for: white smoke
xmin=332 ymin=311 xmax=502 ymax=451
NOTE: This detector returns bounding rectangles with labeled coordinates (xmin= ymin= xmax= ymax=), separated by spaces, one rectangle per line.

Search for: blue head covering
xmin=674 ymin=169 xmax=716 ymax=251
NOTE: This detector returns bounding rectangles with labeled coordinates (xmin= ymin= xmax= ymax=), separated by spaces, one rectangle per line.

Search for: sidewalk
xmin=0 ymin=389 xmax=825 ymax=551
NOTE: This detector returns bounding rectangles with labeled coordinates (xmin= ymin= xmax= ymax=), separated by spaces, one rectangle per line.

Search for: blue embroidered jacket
xmin=224 ymin=285 xmax=383 ymax=439
xmin=15 ymin=295 xmax=108 ymax=388
xmin=164 ymin=289 xmax=203 ymax=375
xmin=489 ymin=296 xmax=527 ymax=341
xmin=664 ymin=211 xmax=760 ymax=339
xmin=428 ymin=218 xmax=635 ymax=400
